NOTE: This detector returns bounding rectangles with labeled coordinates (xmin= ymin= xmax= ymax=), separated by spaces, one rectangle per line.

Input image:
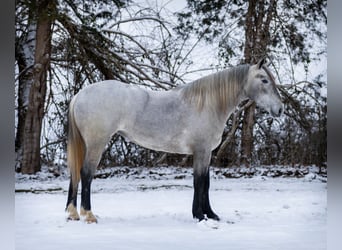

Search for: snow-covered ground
xmin=15 ymin=166 xmax=326 ymax=250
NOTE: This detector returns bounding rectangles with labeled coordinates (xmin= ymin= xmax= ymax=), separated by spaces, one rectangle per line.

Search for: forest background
xmin=15 ymin=0 xmax=327 ymax=175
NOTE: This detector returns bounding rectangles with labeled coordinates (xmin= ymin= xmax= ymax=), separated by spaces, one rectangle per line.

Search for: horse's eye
xmin=262 ymin=79 xmax=268 ymax=84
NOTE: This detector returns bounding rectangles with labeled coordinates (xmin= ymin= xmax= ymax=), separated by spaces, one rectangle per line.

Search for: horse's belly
xmin=118 ymin=130 xmax=192 ymax=155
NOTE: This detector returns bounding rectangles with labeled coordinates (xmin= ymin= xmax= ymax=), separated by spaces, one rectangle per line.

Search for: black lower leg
xmin=66 ymin=179 xmax=78 ymax=210
xmin=80 ymin=167 xmax=93 ymax=211
xmin=203 ymin=172 xmax=220 ymax=221
xmin=192 ymin=169 xmax=220 ymax=221
xmin=192 ymin=149 xmax=219 ymax=221
xmin=192 ymin=173 xmax=205 ymax=221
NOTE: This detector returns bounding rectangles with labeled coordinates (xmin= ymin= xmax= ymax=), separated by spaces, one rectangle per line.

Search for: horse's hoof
xmin=80 ymin=207 xmax=98 ymax=223
xmin=67 ymin=216 xmax=80 ymax=221
xmin=197 ymin=218 xmax=220 ymax=229
xmin=208 ymin=214 xmax=220 ymax=221
xmin=84 ymin=211 xmax=98 ymax=224
xmin=66 ymin=204 xmax=80 ymax=221
xmin=86 ymin=217 xmax=98 ymax=224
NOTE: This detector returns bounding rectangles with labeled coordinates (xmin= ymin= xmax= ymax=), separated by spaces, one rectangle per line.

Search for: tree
xmin=16 ymin=0 xmax=56 ymax=173
xmin=240 ymin=0 xmax=277 ymax=167
xmin=176 ymin=0 xmax=327 ymax=167
xmin=15 ymin=0 xmax=37 ymax=169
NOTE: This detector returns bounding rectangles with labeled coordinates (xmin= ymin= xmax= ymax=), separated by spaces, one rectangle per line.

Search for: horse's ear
xmin=257 ymin=58 xmax=267 ymax=69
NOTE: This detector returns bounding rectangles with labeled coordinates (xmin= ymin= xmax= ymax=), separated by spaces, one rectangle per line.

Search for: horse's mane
xmin=180 ymin=64 xmax=250 ymax=113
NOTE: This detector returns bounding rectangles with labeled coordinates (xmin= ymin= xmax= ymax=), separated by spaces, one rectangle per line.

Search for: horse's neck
xmin=217 ymin=88 xmax=247 ymax=125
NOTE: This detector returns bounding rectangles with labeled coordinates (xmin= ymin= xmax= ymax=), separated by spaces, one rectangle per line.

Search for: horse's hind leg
xmin=79 ymin=140 xmax=109 ymax=223
xmin=79 ymin=158 xmax=98 ymax=223
xmin=66 ymin=179 xmax=79 ymax=220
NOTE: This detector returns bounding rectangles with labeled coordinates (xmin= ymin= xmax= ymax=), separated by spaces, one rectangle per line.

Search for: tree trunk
xmin=240 ymin=0 xmax=257 ymax=168
xmin=240 ymin=102 xmax=256 ymax=167
xmin=21 ymin=0 xmax=55 ymax=174
xmin=240 ymin=0 xmax=276 ymax=167
xmin=15 ymin=20 xmax=36 ymax=170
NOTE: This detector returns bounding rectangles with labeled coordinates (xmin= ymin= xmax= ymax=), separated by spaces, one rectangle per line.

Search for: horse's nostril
xmin=278 ymin=107 xmax=283 ymax=116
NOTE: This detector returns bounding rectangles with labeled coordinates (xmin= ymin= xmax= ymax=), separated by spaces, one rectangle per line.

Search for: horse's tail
xmin=67 ymin=96 xmax=85 ymax=186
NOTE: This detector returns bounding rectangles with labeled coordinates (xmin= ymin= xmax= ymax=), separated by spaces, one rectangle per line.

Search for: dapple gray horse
xmin=66 ymin=59 xmax=283 ymax=223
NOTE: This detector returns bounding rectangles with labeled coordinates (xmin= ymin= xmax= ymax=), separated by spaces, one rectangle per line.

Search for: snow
xmin=15 ymin=166 xmax=326 ymax=250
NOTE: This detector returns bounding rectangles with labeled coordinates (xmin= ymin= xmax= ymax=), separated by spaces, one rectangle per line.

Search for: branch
xmin=40 ymin=138 xmax=65 ymax=150
xmin=216 ymin=100 xmax=254 ymax=161
xmin=14 ymin=64 xmax=33 ymax=82
xmin=174 ymin=32 xmax=205 ymax=75
xmin=108 ymin=50 xmax=176 ymax=89
xmin=101 ymin=29 xmax=150 ymax=55
xmin=108 ymin=16 xmax=171 ymax=36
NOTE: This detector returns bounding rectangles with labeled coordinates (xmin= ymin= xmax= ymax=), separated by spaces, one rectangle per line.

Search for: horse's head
xmin=244 ymin=59 xmax=283 ymax=117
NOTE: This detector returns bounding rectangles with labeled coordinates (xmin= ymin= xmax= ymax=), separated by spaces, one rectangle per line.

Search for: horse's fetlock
xmin=80 ymin=207 xmax=98 ymax=223
xmin=66 ymin=203 xmax=80 ymax=221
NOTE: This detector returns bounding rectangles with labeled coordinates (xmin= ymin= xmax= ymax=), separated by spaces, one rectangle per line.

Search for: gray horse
xmin=66 ymin=58 xmax=283 ymax=223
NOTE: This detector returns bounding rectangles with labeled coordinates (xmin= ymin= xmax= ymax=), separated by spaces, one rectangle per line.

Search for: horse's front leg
xmin=192 ymin=149 xmax=220 ymax=221
xmin=203 ymin=171 xmax=220 ymax=220
xmin=80 ymin=162 xmax=97 ymax=223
